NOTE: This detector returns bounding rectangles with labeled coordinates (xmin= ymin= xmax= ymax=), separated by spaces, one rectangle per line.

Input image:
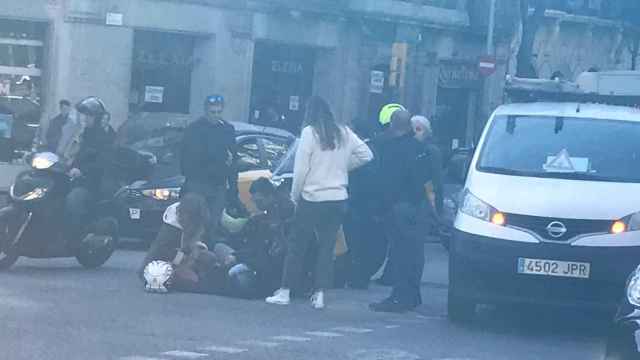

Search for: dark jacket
xmin=373 ymin=132 xmax=427 ymax=209
xmin=72 ymin=124 xmax=114 ymax=193
xmin=180 ymin=117 xmax=238 ymax=196
xmin=45 ymin=113 xmax=69 ymax=152
xmin=421 ymin=139 xmax=444 ymax=214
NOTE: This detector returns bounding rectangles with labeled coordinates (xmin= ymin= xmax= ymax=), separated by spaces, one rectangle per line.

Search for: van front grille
xmin=505 ymin=213 xmax=613 ymax=242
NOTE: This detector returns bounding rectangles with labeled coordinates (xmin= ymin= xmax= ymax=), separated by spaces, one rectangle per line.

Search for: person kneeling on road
xmin=139 ymin=193 xmax=236 ymax=294
xmin=140 ymin=179 xmax=294 ymax=298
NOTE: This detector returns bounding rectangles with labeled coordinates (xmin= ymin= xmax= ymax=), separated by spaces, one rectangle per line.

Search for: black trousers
xmin=343 ymin=210 xmax=387 ymax=288
xmin=385 ymin=202 xmax=430 ymax=307
xmin=181 ymin=183 xmax=226 ymax=245
xmin=282 ymin=199 xmax=346 ymax=291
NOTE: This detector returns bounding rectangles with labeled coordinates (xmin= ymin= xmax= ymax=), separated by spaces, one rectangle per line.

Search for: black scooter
xmin=0 ymin=152 xmax=118 ymax=269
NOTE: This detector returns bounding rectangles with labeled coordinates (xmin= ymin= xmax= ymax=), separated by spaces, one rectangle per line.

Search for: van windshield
xmin=477 ymin=115 xmax=640 ymax=183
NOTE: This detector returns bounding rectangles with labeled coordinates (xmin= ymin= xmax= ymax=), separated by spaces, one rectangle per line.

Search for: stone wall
xmin=522 ymin=11 xmax=633 ymax=80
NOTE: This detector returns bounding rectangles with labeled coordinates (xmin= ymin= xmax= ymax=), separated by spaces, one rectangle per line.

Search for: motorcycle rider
xmin=62 ymin=97 xmax=114 ymax=249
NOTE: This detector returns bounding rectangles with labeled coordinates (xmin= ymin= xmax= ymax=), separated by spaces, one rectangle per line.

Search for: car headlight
xmin=11 ymin=186 xmax=48 ymax=201
xmin=142 ymin=188 xmax=180 ymax=201
xmin=459 ymin=190 xmax=506 ymax=226
xmin=627 ymin=266 xmax=640 ymax=307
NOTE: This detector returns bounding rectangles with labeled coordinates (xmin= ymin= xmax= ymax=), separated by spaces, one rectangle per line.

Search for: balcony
xmin=348 ymin=0 xmax=469 ymax=28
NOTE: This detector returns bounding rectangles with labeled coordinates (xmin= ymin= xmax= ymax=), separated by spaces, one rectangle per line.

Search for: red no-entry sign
xmin=478 ymin=56 xmax=497 ymax=76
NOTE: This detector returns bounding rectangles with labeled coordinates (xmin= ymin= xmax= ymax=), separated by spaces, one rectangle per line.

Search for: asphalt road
xmin=0 ymin=244 xmax=611 ymax=360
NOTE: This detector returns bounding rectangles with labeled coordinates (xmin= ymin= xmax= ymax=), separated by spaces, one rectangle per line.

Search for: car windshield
xmin=271 ymin=139 xmax=297 ymax=177
xmin=478 ymin=115 xmax=640 ymax=183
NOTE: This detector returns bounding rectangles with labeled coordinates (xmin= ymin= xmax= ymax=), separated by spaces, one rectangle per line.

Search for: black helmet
xmin=227 ymin=263 xmax=258 ymax=299
xmin=76 ymin=96 xmax=107 ymax=118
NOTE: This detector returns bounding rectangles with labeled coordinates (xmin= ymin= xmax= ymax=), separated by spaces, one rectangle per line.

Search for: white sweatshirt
xmin=291 ymin=125 xmax=373 ymax=203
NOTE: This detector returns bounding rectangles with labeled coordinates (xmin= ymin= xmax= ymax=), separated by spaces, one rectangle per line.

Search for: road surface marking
xmin=333 ymin=326 xmax=374 ymax=334
xmin=161 ymin=351 xmax=208 ymax=359
xmin=200 ymin=345 xmax=248 ymax=354
xmin=349 ymin=349 xmax=420 ymax=360
xmin=120 ymin=357 xmax=163 ymax=360
xmin=305 ymin=331 xmax=344 ymax=337
xmin=272 ymin=335 xmax=312 ymax=342
xmin=417 ymin=314 xmax=446 ymax=320
xmin=238 ymin=340 xmax=281 ymax=348
xmin=385 ymin=325 xmax=401 ymax=329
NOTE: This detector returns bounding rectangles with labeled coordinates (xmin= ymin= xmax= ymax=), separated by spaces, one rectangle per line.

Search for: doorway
xmin=249 ymin=42 xmax=315 ymax=134
xmin=435 ymin=87 xmax=471 ymax=158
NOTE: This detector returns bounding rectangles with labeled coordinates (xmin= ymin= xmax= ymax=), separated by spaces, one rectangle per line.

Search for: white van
xmin=449 ymin=74 xmax=640 ymax=321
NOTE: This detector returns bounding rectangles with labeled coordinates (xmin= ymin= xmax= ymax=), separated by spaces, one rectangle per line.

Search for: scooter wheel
xmin=0 ymin=215 xmax=19 ymax=270
xmin=76 ymin=236 xmax=117 ymax=269
xmin=76 ymin=218 xmax=118 ymax=269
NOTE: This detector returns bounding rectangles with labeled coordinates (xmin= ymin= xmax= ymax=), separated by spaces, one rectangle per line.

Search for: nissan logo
xmin=546 ymin=221 xmax=568 ymax=238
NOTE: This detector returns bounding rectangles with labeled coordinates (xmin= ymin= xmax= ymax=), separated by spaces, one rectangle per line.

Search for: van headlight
xmin=627 ymin=266 xmax=640 ymax=307
xmin=621 ymin=212 xmax=640 ymax=232
xmin=459 ymin=190 xmax=506 ymax=226
xmin=142 ymin=188 xmax=180 ymax=201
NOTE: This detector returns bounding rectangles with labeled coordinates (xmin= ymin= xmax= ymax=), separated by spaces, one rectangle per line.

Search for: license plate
xmin=517 ymin=258 xmax=590 ymax=279
xmin=129 ymin=208 xmax=141 ymax=220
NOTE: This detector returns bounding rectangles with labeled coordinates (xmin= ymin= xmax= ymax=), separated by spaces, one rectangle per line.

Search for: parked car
xmin=113 ymin=122 xmax=295 ymax=243
xmin=606 ymin=265 xmax=640 ymax=360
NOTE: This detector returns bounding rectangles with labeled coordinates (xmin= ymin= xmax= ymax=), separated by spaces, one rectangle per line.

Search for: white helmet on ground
xmin=143 ymin=260 xmax=174 ymax=293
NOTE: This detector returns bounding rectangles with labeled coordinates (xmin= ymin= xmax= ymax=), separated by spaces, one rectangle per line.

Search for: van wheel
xmin=448 ymin=290 xmax=475 ymax=323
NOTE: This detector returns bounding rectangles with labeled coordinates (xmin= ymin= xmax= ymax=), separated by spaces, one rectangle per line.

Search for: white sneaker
xmin=266 ymin=289 xmax=290 ymax=305
xmin=311 ymin=291 xmax=325 ymax=309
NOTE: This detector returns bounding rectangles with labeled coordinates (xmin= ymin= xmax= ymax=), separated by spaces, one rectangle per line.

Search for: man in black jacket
xmin=45 ymin=99 xmax=72 ymax=152
xmin=369 ymin=110 xmax=433 ymax=313
xmin=180 ymin=95 xmax=240 ymax=244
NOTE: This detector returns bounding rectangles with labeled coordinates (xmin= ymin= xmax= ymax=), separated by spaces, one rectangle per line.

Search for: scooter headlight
xmin=627 ymin=266 xmax=640 ymax=307
xmin=142 ymin=188 xmax=180 ymax=201
xmin=31 ymin=152 xmax=59 ymax=170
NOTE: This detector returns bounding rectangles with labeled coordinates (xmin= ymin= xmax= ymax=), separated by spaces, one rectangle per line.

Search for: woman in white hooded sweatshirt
xmin=266 ymin=96 xmax=373 ymax=309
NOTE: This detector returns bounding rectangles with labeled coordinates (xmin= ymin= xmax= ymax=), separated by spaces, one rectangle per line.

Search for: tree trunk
xmin=516 ymin=0 xmax=548 ymax=78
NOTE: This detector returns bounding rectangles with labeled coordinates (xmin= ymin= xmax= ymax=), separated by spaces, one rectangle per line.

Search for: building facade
xmin=2 ymin=0 xmax=507 ymax=151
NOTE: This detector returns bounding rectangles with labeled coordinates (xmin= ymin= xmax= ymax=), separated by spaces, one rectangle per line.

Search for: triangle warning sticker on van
xmin=543 ymin=149 xmax=576 ymax=173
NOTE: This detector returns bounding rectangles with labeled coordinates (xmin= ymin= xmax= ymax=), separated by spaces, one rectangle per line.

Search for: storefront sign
xmin=289 ymin=96 xmax=300 ymax=111
xmin=370 ymin=71 xmax=385 ymax=94
xmin=439 ymin=62 xmax=480 ymax=88
xmin=144 ymin=86 xmax=164 ymax=103
xmin=272 ymin=61 xmax=303 ymax=74
xmin=0 ymin=81 xmax=10 ymax=96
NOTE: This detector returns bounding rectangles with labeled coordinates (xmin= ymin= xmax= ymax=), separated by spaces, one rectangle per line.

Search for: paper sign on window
xmin=144 ymin=86 xmax=164 ymax=103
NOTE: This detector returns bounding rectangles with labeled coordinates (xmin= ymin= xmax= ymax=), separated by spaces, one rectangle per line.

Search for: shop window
xmin=130 ymin=31 xmax=196 ymax=114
